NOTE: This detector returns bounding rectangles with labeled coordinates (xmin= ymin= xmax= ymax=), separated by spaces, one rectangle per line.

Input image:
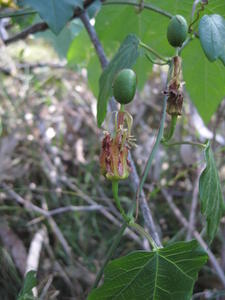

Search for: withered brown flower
xmin=100 ymin=111 xmax=135 ymax=181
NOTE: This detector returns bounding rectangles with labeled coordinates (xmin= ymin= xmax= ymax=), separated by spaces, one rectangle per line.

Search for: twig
xmin=1 ymin=182 xmax=49 ymax=217
xmin=186 ymin=169 xmax=200 ymax=240
xmin=79 ymin=12 xmax=118 ymax=110
xmin=48 ymin=204 xmax=103 ymax=216
xmin=5 ymin=22 xmax=48 ymax=45
xmin=60 ymin=176 xmax=142 ymax=245
xmin=43 ymin=233 xmax=76 ymax=296
xmin=1 ymin=183 xmax=102 ymax=217
xmin=80 ymin=12 xmax=108 ymax=69
xmin=3 ymin=181 xmax=73 ymax=260
xmin=135 ymin=61 xmax=173 ymax=232
xmin=41 ymin=197 xmax=72 ymax=260
xmin=39 ymin=274 xmax=54 ymax=300
xmin=161 ymin=188 xmax=225 ymax=288
xmin=17 ymin=62 xmax=67 ymax=70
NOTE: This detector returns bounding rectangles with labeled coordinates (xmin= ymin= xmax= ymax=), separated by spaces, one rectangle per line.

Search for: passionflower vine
xmin=100 ymin=111 xmax=136 ymax=181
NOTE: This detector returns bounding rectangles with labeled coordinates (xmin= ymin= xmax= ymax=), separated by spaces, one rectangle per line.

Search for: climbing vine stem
xmin=139 ymin=41 xmax=169 ymax=63
xmin=112 ymin=180 xmax=131 ymax=223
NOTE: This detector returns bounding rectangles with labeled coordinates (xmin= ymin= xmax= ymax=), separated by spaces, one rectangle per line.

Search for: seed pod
xmin=167 ymin=15 xmax=188 ymax=47
xmin=113 ymin=69 xmax=137 ymax=104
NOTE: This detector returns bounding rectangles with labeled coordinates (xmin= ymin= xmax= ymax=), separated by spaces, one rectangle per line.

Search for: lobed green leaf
xmin=88 ymin=240 xmax=207 ymax=300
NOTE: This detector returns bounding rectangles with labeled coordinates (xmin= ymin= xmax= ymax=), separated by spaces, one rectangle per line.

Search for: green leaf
xmin=67 ymin=29 xmax=93 ymax=67
xmin=88 ymin=56 xmax=102 ymax=98
xmin=17 ymin=270 xmax=36 ymax=300
xmin=199 ymin=141 xmax=225 ymax=242
xmin=97 ymin=34 xmax=139 ymax=127
xmin=88 ymin=240 xmax=207 ymax=300
xmin=37 ymin=19 xmax=83 ymax=58
xmin=199 ymin=14 xmax=225 ymax=62
xmin=182 ymin=39 xmax=225 ymax=123
xmin=23 ymin=0 xmax=83 ymax=34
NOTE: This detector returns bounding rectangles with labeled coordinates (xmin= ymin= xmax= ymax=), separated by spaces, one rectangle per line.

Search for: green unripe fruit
xmin=113 ymin=69 xmax=137 ymax=104
xmin=167 ymin=15 xmax=188 ymax=47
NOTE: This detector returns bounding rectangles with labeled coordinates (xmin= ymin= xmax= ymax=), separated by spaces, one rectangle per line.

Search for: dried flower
xmin=165 ymin=56 xmax=185 ymax=116
xmin=100 ymin=111 xmax=135 ymax=181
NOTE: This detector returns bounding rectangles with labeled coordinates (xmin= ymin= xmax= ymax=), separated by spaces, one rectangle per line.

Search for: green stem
xmin=139 ymin=41 xmax=169 ymax=62
xmin=145 ymin=53 xmax=170 ymax=66
xmin=112 ymin=181 xmax=131 ymax=223
xmin=164 ymin=141 xmax=207 ymax=148
xmin=136 ymin=94 xmax=167 ymax=194
xmin=120 ymin=104 xmax=125 ymax=112
xmin=92 ymin=222 xmax=127 ymax=288
xmin=178 ymin=35 xmax=195 ymax=54
xmin=129 ymin=222 xmax=159 ymax=250
xmin=162 ymin=115 xmax=177 ymax=143
xmin=103 ymin=0 xmax=173 ymax=19
xmin=135 ymin=61 xmax=173 ymax=217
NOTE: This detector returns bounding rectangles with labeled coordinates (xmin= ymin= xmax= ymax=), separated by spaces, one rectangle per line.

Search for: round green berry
xmin=167 ymin=15 xmax=188 ymax=47
xmin=113 ymin=69 xmax=137 ymax=104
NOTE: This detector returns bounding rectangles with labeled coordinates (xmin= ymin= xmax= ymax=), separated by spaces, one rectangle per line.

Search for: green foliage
xmin=94 ymin=0 xmax=225 ymax=123
xmin=38 ymin=19 xmax=83 ymax=58
xmin=17 ymin=271 xmax=36 ymax=300
xmin=199 ymin=14 xmax=225 ymax=65
xmin=182 ymin=39 xmax=225 ymax=123
xmin=97 ymin=34 xmax=139 ymax=127
xmin=88 ymin=240 xmax=207 ymax=300
xmin=199 ymin=142 xmax=225 ymax=242
xmin=22 ymin=0 xmax=83 ymax=34
xmin=11 ymin=1 xmax=224 ymax=123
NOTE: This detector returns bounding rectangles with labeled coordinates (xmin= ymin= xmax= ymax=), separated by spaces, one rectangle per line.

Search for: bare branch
xmin=5 ymin=22 xmax=48 ymax=45
xmin=186 ymin=168 xmax=201 ymax=240
xmin=80 ymin=12 xmax=108 ymax=69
